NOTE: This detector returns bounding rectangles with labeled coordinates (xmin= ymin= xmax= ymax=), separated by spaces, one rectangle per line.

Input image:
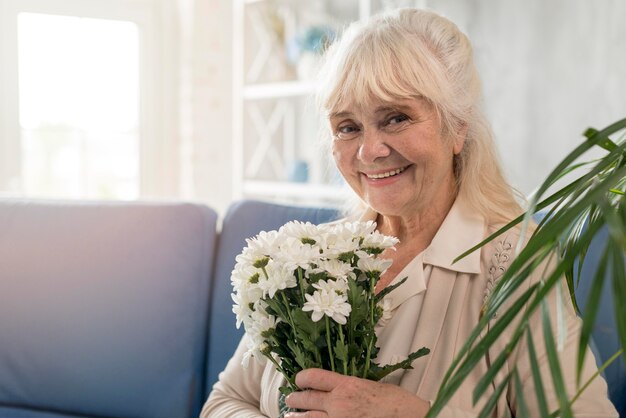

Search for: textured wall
xmin=430 ymin=0 xmax=626 ymax=196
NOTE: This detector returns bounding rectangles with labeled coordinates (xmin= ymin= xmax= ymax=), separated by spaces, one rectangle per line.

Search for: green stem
xmin=363 ymin=337 xmax=374 ymax=379
xmin=363 ymin=275 xmax=376 ymax=378
xmin=348 ymin=280 xmax=356 ymax=376
xmin=264 ymin=352 xmax=298 ymax=391
xmin=297 ymin=267 xmax=306 ymax=303
xmin=338 ymin=325 xmax=347 ymax=375
xmin=280 ymin=292 xmax=295 ymax=326
xmin=325 ymin=316 xmax=336 ymax=372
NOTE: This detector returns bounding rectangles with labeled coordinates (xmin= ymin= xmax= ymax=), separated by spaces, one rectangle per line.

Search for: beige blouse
xmin=201 ymin=197 xmax=618 ymax=417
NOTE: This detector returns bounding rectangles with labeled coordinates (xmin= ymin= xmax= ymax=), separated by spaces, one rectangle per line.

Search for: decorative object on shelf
xmin=287 ymin=25 xmax=336 ymax=80
xmin=286 ymin=159 xmax=309 ymax=183
xmin=246 ymin=0 xmax=296 ymax=83
xmin=230 ymin=220 xmax=430 ymax=417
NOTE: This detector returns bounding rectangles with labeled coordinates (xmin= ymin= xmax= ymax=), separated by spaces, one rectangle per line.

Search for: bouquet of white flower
xmin=231 ymin=220 xmax=430 ymax=413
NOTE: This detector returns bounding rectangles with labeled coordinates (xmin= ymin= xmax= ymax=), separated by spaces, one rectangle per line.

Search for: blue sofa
xmin=0 ymin=198 xmax=623 ymax=417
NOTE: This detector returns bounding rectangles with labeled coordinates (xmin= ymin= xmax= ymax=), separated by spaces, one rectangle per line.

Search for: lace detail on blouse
xmin=483 ymin=237 xmax=513 ymax=318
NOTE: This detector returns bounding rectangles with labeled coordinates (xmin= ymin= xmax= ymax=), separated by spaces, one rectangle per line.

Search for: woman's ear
xmin=452 ymin=123 xmax=468 ymax=155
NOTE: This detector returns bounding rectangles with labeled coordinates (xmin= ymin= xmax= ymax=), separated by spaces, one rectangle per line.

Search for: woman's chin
xmin=364 ymin=195 xmax=406 ymax=217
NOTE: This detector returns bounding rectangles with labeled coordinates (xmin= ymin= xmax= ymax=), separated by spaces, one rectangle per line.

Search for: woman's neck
xmin=376 ymin=193 xmax=457 ymax=253
xmin=373 ymin=193 xmax=457 ymax=293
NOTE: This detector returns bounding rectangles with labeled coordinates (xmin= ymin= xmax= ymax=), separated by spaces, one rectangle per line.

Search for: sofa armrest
xmin=0 ymin=199 xmax=218 ymax=418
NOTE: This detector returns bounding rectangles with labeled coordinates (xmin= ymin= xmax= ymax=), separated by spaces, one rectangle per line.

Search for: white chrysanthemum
xmin=230 ymin=264 xmax=264 ymax=310
xmin=235 ymin=245 xmax=269 ymax=270
xmin=242 ymin=339 xmax=268 ymax=369
xmin=239 ymin=229 xmax=283 ymax=263
xmin=312 ymin=278 xmax=349 ymax=296
xmin=361 ymin=230 xmax=399 ymax=250
xmin=273 ymin=236 xmax=322 ymax=270
xmin=339 ymin=220 xmax=377 ymax=237
xmin=250 ymin=229 xmax=282 ymax=251
xmin=249 ymin=308 xmax=280 ymax=337
xmin=231 ymin=264 xmax=259 ymax=290
xmin=258 ymin=260 xmax=297 ymax=298
xmin=311 ymin=259 xmax=355 ymax=281
xmin=377 ymin=297 xmax=393 ymax=327
xmin=356 ymin=252 xmax=393 ymax=275
xmin=231 ymin=291 xmax=253 ymax=329
xmin=302 ymin=285 xmax=352 ymax=324
xmin=279 ymin=220 xmax=329 ymax=245
xmin=322 ymin=229 xmax=361 ymax=257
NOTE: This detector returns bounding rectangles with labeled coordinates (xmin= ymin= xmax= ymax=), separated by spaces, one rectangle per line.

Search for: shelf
xmin=243 ymin=80 xmax=317 ymax=100
xmin=234 ymin=0 xmax=369 ymax=205
xmin=242 ymin=180 xmax=347 ymax=201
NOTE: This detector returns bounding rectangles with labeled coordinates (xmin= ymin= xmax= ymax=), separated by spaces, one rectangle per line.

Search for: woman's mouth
xmin=365 ymin=165 xmax=409 ymax=179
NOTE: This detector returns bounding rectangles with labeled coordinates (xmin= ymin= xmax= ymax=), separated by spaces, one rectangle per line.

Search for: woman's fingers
xmin=294 ymin=368 xmax=345 ymax=392
xmin=284 ymin=411 xmax=328 ymax=418
xmin=286 ymin=389 xmax=328 ymax=411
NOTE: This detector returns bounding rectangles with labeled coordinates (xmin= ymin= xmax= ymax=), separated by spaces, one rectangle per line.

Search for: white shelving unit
xmin=232 ymin=0 xmax=378 ymax=206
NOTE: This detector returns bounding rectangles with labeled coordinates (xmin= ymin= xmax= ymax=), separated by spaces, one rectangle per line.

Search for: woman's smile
xmin=331 ymin=97 xmax=463 ymax=217
xmin=361 ymin=164 xmax=413 ymax=185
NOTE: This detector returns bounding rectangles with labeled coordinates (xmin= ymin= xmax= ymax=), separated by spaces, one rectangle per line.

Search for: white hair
xmin=316 ymin=8 xmax=523 ymax=223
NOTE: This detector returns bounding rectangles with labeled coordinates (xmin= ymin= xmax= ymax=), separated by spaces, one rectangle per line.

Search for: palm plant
xmin=427 ymin=117 xmax=626 ymax=417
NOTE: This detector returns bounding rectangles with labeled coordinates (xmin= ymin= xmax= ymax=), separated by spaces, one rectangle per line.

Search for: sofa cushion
xmin=0 ymin=199 xmax=217 ymax=418
xmin=204 ymin=199 xmax=340 ymax=397
xmin=575 ymin=225 xmax=626 ymax=416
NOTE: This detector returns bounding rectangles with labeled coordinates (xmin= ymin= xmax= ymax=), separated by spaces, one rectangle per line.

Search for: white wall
xmin=426 ymin=0 xmax=626 ymax=196
xmin=176 ymin=0 xmax=233 ymax=215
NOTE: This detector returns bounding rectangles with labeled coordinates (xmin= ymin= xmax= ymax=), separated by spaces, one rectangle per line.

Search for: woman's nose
xmin=357 ymin=130 xmax=391 ymax=163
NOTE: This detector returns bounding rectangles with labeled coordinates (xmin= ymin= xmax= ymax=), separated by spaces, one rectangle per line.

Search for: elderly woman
xmin=202 ymin=8 xmax=617 ymax=417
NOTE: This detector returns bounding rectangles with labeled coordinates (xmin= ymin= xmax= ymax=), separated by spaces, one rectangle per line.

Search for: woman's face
xmin=330 ymin=97 xmax=465 ymax=218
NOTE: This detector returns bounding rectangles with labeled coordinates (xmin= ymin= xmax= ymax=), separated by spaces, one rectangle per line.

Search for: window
xmin=0 ymin=0 xmax=172 ymax=200
xmin=18 ymin=13 xmax=140 ymax=199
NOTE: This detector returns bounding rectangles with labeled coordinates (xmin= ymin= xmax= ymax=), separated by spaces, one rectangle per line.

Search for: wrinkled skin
xmin=285 ymin=369 xmax=430 ymax=418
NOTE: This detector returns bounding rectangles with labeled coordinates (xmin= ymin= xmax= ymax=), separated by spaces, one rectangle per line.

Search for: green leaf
xmin=367 ymin=347 xmax=430 ymax=381
xmin=334 ymin=339 xmax=349 ymax=365
xmin=541 ymin=299 xmax=573 ymax=418
xmin=291 ymin=308 xmax=325 ymax=358
xmin=576 ymin=239 xmax=609 ymax=385
xmin=430 ymin=119 xmax=626 ymax=417
xmin=375 ymin=276 xmax=408 ymax=302
xmin=512 ymin=369 xmax=530 ymax=418
xmin=472 ymin=345 xmax=508 ymax=405
xmin=456 ymin=121 xmax=626 ymax=266
xmin=526 ymin=328 xmax=550 ymax=417
xmin=287 ymin=339 xmax=313 ymax=369
xmin=477 ymin=372 xmax=511 ymax=418
xmin=347 ymin=278 xmax=368 ymax=325
xmin=431 ymin=283 xmax=538 ymax=417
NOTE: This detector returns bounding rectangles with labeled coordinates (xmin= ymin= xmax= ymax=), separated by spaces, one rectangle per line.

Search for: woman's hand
xmin=284 ymin=368 xmax=429 ymax=418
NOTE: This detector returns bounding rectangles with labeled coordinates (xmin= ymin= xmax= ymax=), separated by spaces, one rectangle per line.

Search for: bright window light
xmin=18 ymin=12 xmax=140 ymax=199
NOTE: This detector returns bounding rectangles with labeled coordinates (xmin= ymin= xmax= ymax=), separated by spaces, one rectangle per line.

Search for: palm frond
xmin=427 ymin=118 xmax=626 ymax=417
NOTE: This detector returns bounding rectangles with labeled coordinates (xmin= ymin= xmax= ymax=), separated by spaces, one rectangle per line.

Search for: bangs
xmin=318 ymin=22 xmax=450 ymax=116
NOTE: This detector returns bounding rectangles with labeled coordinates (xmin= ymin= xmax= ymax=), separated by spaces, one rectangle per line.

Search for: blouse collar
xmin=359 ymin=195 xmax=485 ymax=275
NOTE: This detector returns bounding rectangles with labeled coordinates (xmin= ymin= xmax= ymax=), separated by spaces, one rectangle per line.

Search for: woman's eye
xmin=334 ymin=125 xmax=360 ymax=140
xmin=386 ymin=114 xmax=409 ymax=125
